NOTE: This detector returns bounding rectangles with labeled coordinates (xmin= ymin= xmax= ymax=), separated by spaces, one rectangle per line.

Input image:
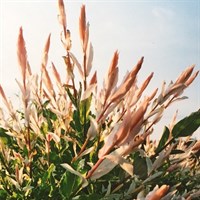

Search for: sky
xmin=0 ymin=0 xmax=200 ymax=139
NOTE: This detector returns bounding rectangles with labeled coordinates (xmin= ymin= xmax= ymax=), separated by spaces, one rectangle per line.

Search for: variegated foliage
xmin=0 ymin=0 xmax=199 ymax=199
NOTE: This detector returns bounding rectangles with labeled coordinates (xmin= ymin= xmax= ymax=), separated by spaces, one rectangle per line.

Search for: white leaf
xmin=86 ymin=43 xmax=93 ymax=76
xmin=92 ymin=147 xmax=133 ymax=180
xmin=69 ymin=52 xmax=84 ymax=78
xmin=105 ymin=154 xmax=133 ymax=176
xmin=75 ymin=146 xmax=95 ymax=160
xmin=150 ymin=144 xmax=175 ymax=174
xmin=19 ymin=166 xmax=24 ymax=185
xmin=9 ymin=177 xmax=20 ymax=190
xmin=47 ymin=132 xmax=60 ymax=143
xmin=81 ymin=83 xmax=96 ymax=101
xmin=90 ymin=158 xmax=116 ymax=180
xmin=87 ymin=116 xmax=98 ymax=140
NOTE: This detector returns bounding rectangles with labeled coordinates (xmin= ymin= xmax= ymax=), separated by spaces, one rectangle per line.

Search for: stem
xmin=83 ymin=53 xmax=87 ymax=138
xmin=86 ymin=157 xmax=104 ymax=179
xmin=71 ymin=76 xmax=77 ymax=100
xmin=82 ymin=97 xmax=87 ymax=139
xmin=164 ymin=95 xmax=176 ymax=109
xmin=72 ymin=137 xmax=89 ymax=163
xmin=83 ymin=53 xmax=87 ymax=91
xmin=67 ymin=52 xmax=77 ymax=99
xmin=27 ymin=125 xmax=32 ymax=178
xmin=97 ymin=102 xmax=112 ymax=123
xmin=47 ymin=140 xmax=50 ymax=167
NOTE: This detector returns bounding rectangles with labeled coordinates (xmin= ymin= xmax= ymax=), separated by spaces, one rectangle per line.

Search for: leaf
xmin=143 ymin=171 xmax=163 ymax=184
xmin=69 ymin=52 xmax=84 ymax=78
xmin=156 ymin=126 xmax=170 ymax=153
xmin=59 ymin=172 xmax=82 ymax=199
xmin=105 ymin=154 xmax=133 ymax=176
xmin=0 ymin=127 xmax=12 ymax=146
xmin=75 ymin=146 xmax=95 ymax=161
xmin=70 ymin=109 xmax=82 ymax=134
xmin=105 ymin=181 xmax=112 ymax=196
xmin=150 ymin=143 xmax=175 ymax=174
xmin=172 ymin=109 xmax=200 ymax=138
xmin=127 ymin=181 xmax=136 ymax=195
xmin=81 ymin=83 xmax=96 ymax=101
xmin=61 ymin=163 xmax=88 ymax=188
xmin=65 ymin=87 xmax=77 ymax=107
xmin=90 ymin=158 xmax=117 ymax=180
xmin=170 ymin=149 xmax=185 ymax=154
xmin=146 ymin=157 xmax=153 ymax=176
xmin=41 ymin=164 xmax=55 ymax=185
xmin=86 ymin=43 xmax=94 ymax=76
xmin=80 ymin=95 xmax=92 ymax=124
xmin=133 ymin=152 xmax=147 ymax=180
xmin=0 ymin=190 xmax=7 ymax=199
xmin=47 ymin=132 xmax=60 ymax=143
xmin=87 ymin=116 xmax=98 ymax=140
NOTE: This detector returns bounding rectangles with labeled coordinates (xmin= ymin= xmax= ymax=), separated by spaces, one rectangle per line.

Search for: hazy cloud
xmin=152 ymin=7 xmax=175 ymax=20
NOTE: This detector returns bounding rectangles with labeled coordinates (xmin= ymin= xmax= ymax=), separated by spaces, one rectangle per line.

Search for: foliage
xmin=0 ymin=1 xmax=200 ymax=199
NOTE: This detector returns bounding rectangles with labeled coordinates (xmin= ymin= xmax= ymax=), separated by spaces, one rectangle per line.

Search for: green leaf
xmin=146 ymin=157 xmax=153 ymax=176
xmin=172 ymin=109 xmax=200 ymax=138
xmin=0 ymin=189 xmax=7 ymax=199
xmin=156 ymin=126 xmax=170 ymax=153
xmin=43 ymin=100 xmax=51 ymax=107
xmin=41 ymin=163 xmax=56 ymax=186
xmin=43 ymin=108 xmax=57 ymax=121
xmin=171 ymin=149 xmax=185 ymax=154
xmin=72 ymin=110 xmax=82 ymax=133
xmin=66 ymin=87 xmax=78 ymax=107
xmin=37 ymin=164 xmax=56 ymax=198
xmin=133 ymin=152 xmax=147 ymax=180
xmin=59 ymin=171 xmax=82 ymax=199
xmin=0 ymin=127 xmax=11 ymax=146
xmin=80 ymin=95 xmax=92 ymax=124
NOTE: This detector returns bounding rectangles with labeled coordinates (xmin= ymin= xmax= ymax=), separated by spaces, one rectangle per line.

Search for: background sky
xmin=0 ymin=0 xmax=200 ymax=139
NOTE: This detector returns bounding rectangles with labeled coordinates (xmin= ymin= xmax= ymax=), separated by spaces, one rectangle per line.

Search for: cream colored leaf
xmin=83 ymin=22 xmax=89 ymax=53
xmin=90 ymin=158 xmax=116 ymax=180
xmin=86 ymin=43 xmax=93 ymax=76
xmin=87 ymin=116 xmax=98 ymax=140
xmin=47 ymin=132 xmax=60 ymax=143
xmin=105 ymin=154 xmax=133 ymax=176
xmin=69 ymin=52 xmax=84 ymax=78
xmin=81 ymin=83 xmax=96 ymax=101
xmin=77 ymin=146 xmax=95 ymax=160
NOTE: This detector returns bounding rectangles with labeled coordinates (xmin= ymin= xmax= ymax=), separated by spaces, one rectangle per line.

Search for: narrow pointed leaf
xmin=172 ymin=109 xmax=200 ymax=138
xmin=156 ymin=126 xmax=170 ymax=153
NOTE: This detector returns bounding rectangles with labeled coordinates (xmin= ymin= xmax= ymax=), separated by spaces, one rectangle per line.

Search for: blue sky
xmin=0 ymin=0 xmax=200 ymax=139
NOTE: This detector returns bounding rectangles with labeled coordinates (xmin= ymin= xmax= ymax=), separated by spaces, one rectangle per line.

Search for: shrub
xmin=0 ymin=0 xmax=200 ymax=199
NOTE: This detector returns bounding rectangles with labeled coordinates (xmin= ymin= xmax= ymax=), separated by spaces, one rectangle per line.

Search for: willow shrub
xmin=0 ymin=1 xmax=200 ymax=199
